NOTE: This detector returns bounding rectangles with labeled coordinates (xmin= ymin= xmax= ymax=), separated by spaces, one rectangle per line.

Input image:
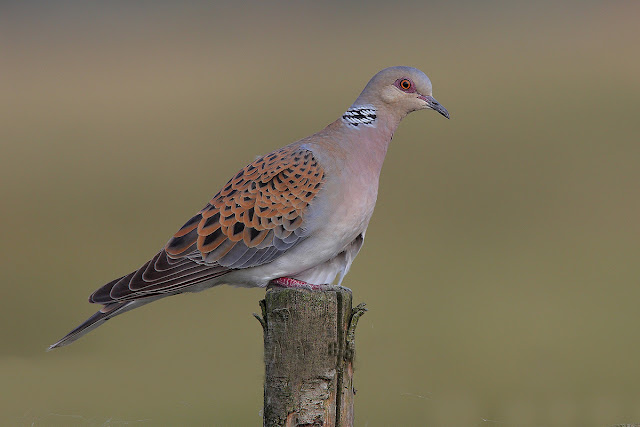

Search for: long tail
xmin=48 ymin=300 xmax=151 ymax=351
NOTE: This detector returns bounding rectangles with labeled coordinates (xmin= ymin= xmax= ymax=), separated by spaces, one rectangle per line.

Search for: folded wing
xmin=89 ymin=145 xmax=325 ymax=304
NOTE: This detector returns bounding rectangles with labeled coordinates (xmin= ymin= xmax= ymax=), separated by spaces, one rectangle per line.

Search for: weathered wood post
xmin=255 ymin=288 xmax=366 ymax=427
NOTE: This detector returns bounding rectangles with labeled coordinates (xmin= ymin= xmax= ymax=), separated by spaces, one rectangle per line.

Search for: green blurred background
xmin=1 ymin=1 xmax=639 ymax=425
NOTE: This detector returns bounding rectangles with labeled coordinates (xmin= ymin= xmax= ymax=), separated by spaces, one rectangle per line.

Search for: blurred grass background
xmin=1 ymin=1 xmax=639 ymax=425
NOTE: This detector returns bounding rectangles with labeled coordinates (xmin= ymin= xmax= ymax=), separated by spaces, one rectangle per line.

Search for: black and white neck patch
xmin=342 ymin=105 xmax=377 ymax=127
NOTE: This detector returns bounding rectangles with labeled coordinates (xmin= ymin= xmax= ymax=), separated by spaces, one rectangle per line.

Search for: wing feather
xmin=89 ymin=145 xmax=325 ymax=304
xmin=167 ymin=145 xmax=324 ymax=267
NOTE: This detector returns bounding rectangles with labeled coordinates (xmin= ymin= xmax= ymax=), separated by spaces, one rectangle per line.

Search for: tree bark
xmin=255 ymin=288 xmax=366 ymax=427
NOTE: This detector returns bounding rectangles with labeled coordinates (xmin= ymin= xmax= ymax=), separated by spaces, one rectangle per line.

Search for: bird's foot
xmin=269 ymin=277 xmax=351 ymax=293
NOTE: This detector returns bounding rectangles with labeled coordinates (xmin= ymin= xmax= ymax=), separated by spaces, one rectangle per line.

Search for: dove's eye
xmin=396 ymin=78 xmax=414 ymax=92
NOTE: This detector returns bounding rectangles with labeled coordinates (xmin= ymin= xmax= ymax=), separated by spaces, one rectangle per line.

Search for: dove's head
xmin=354 ymin=66 xmax=449 ymax=120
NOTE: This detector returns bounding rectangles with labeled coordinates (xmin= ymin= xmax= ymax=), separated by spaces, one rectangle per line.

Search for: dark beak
xmin=420 ymin=95 xmax=450 ymax=119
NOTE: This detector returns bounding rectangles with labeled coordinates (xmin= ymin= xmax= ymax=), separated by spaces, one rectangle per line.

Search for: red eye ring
xmin=395 ymin=78 xmax=415 ymax=92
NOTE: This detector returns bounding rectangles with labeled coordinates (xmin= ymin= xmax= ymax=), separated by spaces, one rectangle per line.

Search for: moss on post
xmin=255 ymin=288 xmax=366 ymax=427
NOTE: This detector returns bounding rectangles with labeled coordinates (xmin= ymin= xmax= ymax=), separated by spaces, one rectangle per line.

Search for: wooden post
xmin=254 ymin=288 xmax=366 ymax=427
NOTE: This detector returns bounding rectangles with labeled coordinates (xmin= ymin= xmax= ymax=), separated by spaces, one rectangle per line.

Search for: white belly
xmin=219 ymin=227 xmax=365 ymax=287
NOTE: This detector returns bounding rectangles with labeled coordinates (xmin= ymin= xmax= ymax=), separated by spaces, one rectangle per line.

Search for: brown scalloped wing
xmin=165 ymin=146 xmax=325 ymax=269
xmin=89 ymin=249 xmax=229 ymax=303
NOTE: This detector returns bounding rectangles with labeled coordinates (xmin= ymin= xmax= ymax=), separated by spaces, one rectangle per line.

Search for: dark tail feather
xmin=48 ymin=301 xmax=138 ymax=351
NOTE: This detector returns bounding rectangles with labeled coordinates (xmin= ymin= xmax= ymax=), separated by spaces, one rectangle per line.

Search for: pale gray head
xmin=353 ymin=66 xmax=449 ymax=120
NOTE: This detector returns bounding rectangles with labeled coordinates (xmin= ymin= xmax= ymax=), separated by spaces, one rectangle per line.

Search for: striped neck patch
xmin=342 ymin=105 xmax=377 ymax=127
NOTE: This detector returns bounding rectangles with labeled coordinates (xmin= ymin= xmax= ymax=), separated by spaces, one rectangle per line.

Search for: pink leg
xmin=269 ymin=277 xmax=327 ymax=291
xmin=269 ymin=277 xmax=352 ymax=293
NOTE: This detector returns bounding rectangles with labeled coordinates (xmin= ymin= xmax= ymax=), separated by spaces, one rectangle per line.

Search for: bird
xmin=49 ymin=66 xmax=449 ymax=350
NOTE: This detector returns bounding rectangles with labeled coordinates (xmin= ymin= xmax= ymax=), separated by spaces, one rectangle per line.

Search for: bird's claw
xmin=268 ymin=277 xmax=351 ymax=293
